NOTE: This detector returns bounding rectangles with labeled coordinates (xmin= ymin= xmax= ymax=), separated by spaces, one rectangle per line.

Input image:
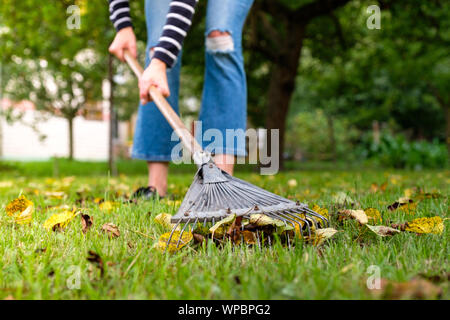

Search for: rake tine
xmin=256 ymin=230 xmax=261 ymax=250
xmin=285 ymin=210 xmax=315 ymax=234
xmin=191 ymin=217 xmax=200 ymax=233
xmin=303 ymin=207 xmax=329 ymax=227
xmin=270 ymin=211 xmax=309 ymax=238
xmin=176 ymin=218 xmax=191 ymax=249
xmin=165 ymin=220 xmax=182 ymax=254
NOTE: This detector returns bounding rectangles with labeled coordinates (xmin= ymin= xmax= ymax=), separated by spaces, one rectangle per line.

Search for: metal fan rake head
xmin=164 ymin=160 xmax=329 ymax=251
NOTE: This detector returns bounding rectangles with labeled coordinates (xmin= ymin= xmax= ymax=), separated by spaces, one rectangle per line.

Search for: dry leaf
xmin=99 ymin=201 xmax=120 ymax=212
xmin=154 ymin=213 xmax=173 ymax=229
xmin=80 ymin=213 xmax=93 ymax=233
xmin=387 ymin=197 xmax=413 ymax=211
xmin=102 ymin=223 xmax=120 ymax=238
xmin=404 ymin=216 xmax=444 ymax=235
xmin=242 ymin=230 xmax=257 ymax=244
xmin=364 ymin=208 xmax=382 ymax=223
xmin=248 ymin=214 xmax=294 ymax=233
xmin=5 ymin=195 xmax=34 ymax=225
xmin=370 ymin=182 xmax=387 ymax=193
xmin=209 ymin=214 xmax=236 ymax=237
xmin=43 ymin=191 xmax=66 ymax=199
xmin=370 ymin=278 xmax=442 ymax=299
xmin=287 ymin=179 xmax=298 ymax=187
xmin=339 ymin=209 xmax=368 ymax=225
xmin=87 ymin=250 xmax=104 ymax=277
xmin=43 ymin=209 xmax=79 ymax=231
xmin=305 ymin=228 xmax=338 ymax=246
xmin=366 ymin=224 xmax=401 ymax=237
xmin=156 ymin=231 xmax=193 ymax=253
xmin=226 ymin=216 xmax=243 ymax=243
xmin=333 ymin=192 xmax=355 ymax=206
xmin=311 ymin=204 xmax=329 ymax=220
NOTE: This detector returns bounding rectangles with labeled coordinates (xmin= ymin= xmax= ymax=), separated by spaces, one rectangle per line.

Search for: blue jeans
xmin=131 ymin=0 xmax=254 ymax=161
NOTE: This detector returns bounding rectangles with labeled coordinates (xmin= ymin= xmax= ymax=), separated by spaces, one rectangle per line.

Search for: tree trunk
xmin=68 ymin=117 xmax=74 ymax=160
xmin=265 ymin=24 xmax=305 ymax=171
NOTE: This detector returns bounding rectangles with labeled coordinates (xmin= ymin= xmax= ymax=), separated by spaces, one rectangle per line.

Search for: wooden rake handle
xmin=123 ymin=50 xmax=203 ymax=157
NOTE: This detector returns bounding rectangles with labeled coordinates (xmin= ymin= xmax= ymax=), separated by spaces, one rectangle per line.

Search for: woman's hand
xmin=108 ymin=27 xmax=137 ymax=61
xmin=139 ymin=58 xmax=170 ymax=105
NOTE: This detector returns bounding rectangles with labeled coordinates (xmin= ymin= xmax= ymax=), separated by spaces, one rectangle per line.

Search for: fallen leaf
xmin=305 ymin=228 xmax=338 ymax=245
xmin=154 ymin=213 xmax=173 ymax=229
xmin=387 ymin=197 xmax=413 ymax=211
xmin=210 ymin=214 xmax=236 ymax=237
xmin=242 ymin=230 xmax=257 ymax=245
xmin=311 ymin=204 xmax=329 ymax=220
xmin=156 ymin=231 xmax=193 ymax=253
xmin=366 ymin=224 xmax=401 ymax=237
xmin=364 ymin=208 xmax=382 ymax=223
xmin=398 ymin=202 xmax=417 ymax=214
xmin=80 ymin=213 xmax=93 ymax=233
xmin=5 ymin=195 xmax=34 ymax=225
xmin=333 ymin=192 xmax=355 ymax=206
xmin=338 ymin=209 xmax=368 ymax=225
xmin=370 ymin=278 xmax=442 ymax=299
xmin=340 ymin=263 xmax=354 ymax=274
xmin=87 ymin=250 xmax=104 ymax=277
xmin=43 ymin=191 xmax=66 ymax=199
xmin=404 ymin=216 xmax=444 ymax=235
xmin=370 ymin=182 xmax=387 ymax=193
xmin=101 ymin=223 xmax=120 ymax=238
xmin=248 ymin=214 xmax=294 ymax=233
xmin=43 ymin=209 xmax=79 ymax=231
xmin=287 ymin=179 xmax=298 ymax=187
xmin=226 ymin=216 xmax=243 ymax=243
xmin=99 ymin=201 xmax=120 ymax=212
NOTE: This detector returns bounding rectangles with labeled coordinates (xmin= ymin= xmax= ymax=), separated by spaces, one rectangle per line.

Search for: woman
xmin=108 ymin=0 xmax=254 ymax=199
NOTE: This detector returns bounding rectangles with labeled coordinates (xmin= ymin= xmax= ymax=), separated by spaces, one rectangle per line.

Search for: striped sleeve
xmin=109 ymin=0 xmax=133 ymax=31
xmin=153 ymin=0 xmax=199 ymax=67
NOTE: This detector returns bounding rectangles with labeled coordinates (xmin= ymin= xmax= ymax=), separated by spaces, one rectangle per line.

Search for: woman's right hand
xmin=108 ymin=27 xmax=137 ymax=61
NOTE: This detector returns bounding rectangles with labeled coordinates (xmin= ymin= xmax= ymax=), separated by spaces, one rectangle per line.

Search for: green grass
xmin=0 ymin=160 xmax=448 ymax=299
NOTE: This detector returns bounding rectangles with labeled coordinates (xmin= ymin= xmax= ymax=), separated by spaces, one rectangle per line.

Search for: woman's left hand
xmin=139 ymin=58 xmax=170 ymax=105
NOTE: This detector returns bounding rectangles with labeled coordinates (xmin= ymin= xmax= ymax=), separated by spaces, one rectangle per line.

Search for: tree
xmin=245 ymin=0 xmax=351 ymax=169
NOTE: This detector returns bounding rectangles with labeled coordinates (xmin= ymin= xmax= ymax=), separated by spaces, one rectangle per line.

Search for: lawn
xmin=0 ymin=160 xmax=448 ymax=299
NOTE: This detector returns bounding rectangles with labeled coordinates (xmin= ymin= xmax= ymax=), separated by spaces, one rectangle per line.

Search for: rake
xmin=123 ymin=50 xmax=328 ymax=249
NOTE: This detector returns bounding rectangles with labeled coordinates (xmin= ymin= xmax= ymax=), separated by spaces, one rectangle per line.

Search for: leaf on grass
xmin=99 ymin=201 xmax=120 ymax=212
xmin=369 ymin=278 xmax=442 ymax=299
xmin=154 ymin=213 xmax=173 ymax=229
xmin=5 ymin=195 xmax=34 ymax=225
xmin=43 ymin=209 xmax=78 ymax=231
xmin=333 ymin=192 xmax=355 ymax=206
xmin=249 ymin=214 xmax=294 ymax=233
xmin=101 ymin=223 xmax=120 ymax=238
xmin=338 ymin=209 xmax=368 ymax=225
xmin=366 ymin=225 xmax=401 ymax=237
xmin=364 ymin=208 xmax=382 ymax=223
xmin=156 ymin=231 xmax=193 ymax=253
xmin=287 ymin=179 xmax=298 ymax=188
xmin=404 ymin=216 xmax=444 ymax=235
xmin=305 ymin=228 xmax=338 ymax=246
xmin=80 ymin=213 xmax=93 ymax=233
xmin=398 ymin=202 xmax=417 ymax=214
xmin=370 ymin=182 xmax=387 ymax=193
xmin=87 ymin=250 xmax=104 ymax=277
xmin=311 ymin=204 xmax=329 ymax=220
xmin=387 ymin=197 xmax=413 ymax=211
xmin=209 ymin=214 xmax=236 ymax=237
xmin=242 ymin=230 xmax=257 ymax=245
xmin=43 ymin=191 xmax=66 ymax=199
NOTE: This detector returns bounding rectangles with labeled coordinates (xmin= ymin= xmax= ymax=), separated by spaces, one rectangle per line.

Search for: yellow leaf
xmin=366 ymin=224 xmax=401 ymax=237
xmin=364 ymin=208 xmax=382 ymax=223
xmin=339 ymin=209 xmax=368 ymax=225
xmin=305 ymin=228 xmax=338 ymax=245
xmin=99 ymin=201 xmax=119 ymax=212
xmin=43 ymin=191 xmax=66 ymax=199
xmin=404 ymin=216 xmax=444 ymax=235
xmin=249 ymin=214 xmax=294 ymax=233
xmin=398 ymin=202 xmax=417 ymax=214
xmin=312 ymin=204 xmax=329 ymax=220
xmin=43 ymin=209 xmax=79 ymax=231
xmin=209 ymin=214 xmax=236 ymax=237
xmin=156 ymin=231 xmax=193 ymax=253
xmin=154 ymin=213 xmax=175 ymax=229
xmin=5 ymin=195 xmax=34 ymax=225
xmin=287 ymin=179 xmax=298 ymax=187
xmin=242 ymin=230 xmax=256 ymax=244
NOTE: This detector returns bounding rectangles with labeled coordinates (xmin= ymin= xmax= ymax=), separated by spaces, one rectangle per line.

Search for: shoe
xmin=131 ymin=186 xmax=164 ymax=200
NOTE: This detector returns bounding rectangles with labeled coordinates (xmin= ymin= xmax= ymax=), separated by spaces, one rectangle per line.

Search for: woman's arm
xmin=109 ymin=0 xmax=133 ymax=31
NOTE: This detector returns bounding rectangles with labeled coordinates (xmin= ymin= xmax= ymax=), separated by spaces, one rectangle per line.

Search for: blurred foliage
xmin=358 ymin=131 xmax=447 ymax=169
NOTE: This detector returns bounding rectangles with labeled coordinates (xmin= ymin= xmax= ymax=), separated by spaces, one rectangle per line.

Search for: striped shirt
xmin=108 ymin=0 xmax=198 ymax=67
